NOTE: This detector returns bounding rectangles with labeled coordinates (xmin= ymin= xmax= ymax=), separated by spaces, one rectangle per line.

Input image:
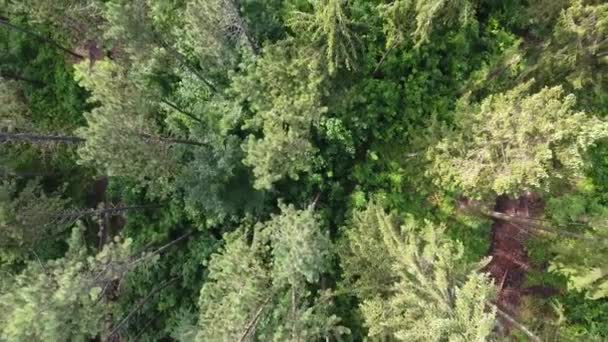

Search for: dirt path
xmin=484 ymin=194 xmax=547 ymax=329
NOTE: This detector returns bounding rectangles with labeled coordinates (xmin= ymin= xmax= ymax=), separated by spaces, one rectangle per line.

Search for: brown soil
xmin=484 ymin=193 xmax=547 ymax=326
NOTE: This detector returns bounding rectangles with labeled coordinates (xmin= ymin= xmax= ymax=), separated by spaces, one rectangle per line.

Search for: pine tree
xmin=103 ymin=0 xmax=217 ymax=91
xmin=0 ymin=226 xmax=133 ymax=341
xmin=196 ymin=228 xmax=272 ymax=341
xmin=236 ymin=42 xmax=327 ymax=189
xmin=74 ymin=59 xmax=194 ymax=195
xmin=340 ymin=202 xmax=496 ymax=341
xmin=196 ymin=203 xmax=347 ymax=341
xmin=539 ymin=0 xmax=608 ymax=90
xmin=428 ymin=81 xmax=608 ymax=200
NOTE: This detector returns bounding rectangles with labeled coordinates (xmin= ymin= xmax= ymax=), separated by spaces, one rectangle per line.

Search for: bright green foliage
xmin=0 ymin=179 xmax=68 ymax=263
xmin=196 ymin=204 xmax=345 ymax=341
xmin=429 ymin=81 xmax=608 ymax=199
xmin=237 ymin=42 xmax=327 ymax=189
xmin=0 ymin=226 xmax=133 ymax=341
xmin=74 ymin=59 xmax=177 ymax=194
xmin=341 ymin=202 xmax=496 ymax=341
xmin=378 ymin=0 xmax=475 ymax=48
xmin=288 ymin=0 xmax=360 ymax=74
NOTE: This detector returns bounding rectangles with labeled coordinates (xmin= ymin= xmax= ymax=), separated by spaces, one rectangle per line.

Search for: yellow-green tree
xmin=428 ymin=81 xmax=608 ymax=199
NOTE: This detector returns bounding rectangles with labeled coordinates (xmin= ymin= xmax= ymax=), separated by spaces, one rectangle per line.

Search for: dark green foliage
xmin=0 ymin=179 xmax=69 ymax=263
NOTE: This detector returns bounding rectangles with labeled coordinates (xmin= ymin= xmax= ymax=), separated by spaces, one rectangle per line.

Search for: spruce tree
xmin=340 ymin=202 xmax=496 ymax=341
xmin=378 ymin=0 xmax=475 ymax=48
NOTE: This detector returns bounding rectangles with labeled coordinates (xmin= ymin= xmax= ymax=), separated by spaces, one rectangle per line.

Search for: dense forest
xmin=1 ymin=0 xmax=608 ymax=340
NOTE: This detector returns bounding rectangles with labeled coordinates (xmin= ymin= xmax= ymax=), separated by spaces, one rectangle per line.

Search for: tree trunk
xmin=139 ymin=133 xmax=209 ymax=147
xmin=161 ymin=100 xmax=204 ymax=124
xmin=0 ymin=132 xmax=85 ymax=144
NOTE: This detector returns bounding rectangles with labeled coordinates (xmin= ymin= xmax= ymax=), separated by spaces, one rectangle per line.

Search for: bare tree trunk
xmin=0 ymin=132 xmax=85 ymax=144
xmin=238 ymin=295 xmax=273 ymax=342
xmin=231 ymin=0 xmax=259 ymax=55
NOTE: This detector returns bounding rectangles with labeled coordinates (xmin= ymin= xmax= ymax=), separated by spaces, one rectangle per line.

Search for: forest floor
xmin=485 ymin=194 xmax=556 ymax=330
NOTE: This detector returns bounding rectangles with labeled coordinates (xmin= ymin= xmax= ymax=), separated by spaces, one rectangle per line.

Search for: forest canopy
xmin=1 ymin=0 xmax=608 ymax=340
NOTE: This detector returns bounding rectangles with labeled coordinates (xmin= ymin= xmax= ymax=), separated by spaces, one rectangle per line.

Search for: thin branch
xmin=238 ymin=295 xmax=273 ymax=342
xmin=482 ymin=210 xmax=599 ymax=241
xmin=161 ymin=99 xmax=204 ymax=124
xmin=0 ymin=71 xmax=46 ymax=86
xmin=372 ymin=42 xmax=396 ymax=75
xmin=129 ymin=231 xmax=195 ymax=266
xmin=107 ymin=277 xmax=178 ymax=339
xmin=138 ymin=132 xmax=209 ymax=147
xmin=155 ymin=37 xmax=217 ymax=92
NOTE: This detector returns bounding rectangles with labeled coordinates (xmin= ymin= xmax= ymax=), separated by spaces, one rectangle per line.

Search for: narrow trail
xmin=484 ymin=194 xmax=550 ymax=329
